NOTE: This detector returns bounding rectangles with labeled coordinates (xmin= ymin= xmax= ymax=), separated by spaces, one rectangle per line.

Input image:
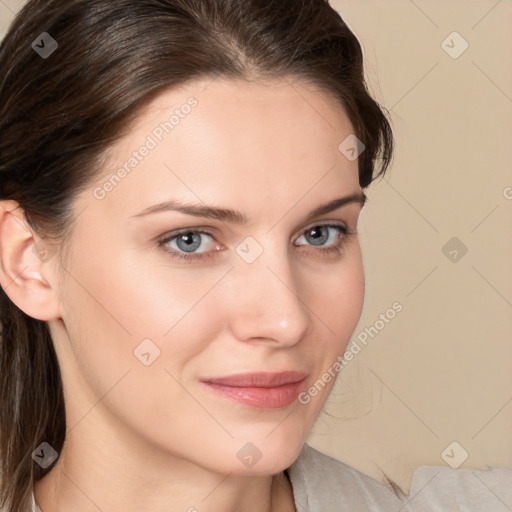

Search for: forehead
xmin=77 ymin=76 xmax=360 ymax=221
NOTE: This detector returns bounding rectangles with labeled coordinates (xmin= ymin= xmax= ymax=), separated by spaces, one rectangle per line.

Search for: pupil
xmin=308 ymin=227 xmax=328 ymax=246
xmin=178 ymin=232 xmax=201 ymax=252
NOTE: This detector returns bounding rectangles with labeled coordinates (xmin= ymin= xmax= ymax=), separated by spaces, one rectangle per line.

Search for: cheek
xmin=308 ymin=243 xmax=365 ymax=345
xmin=58 ymin=243 xmax=232 ymax=394
xmin=293 ymin=247 xmax=364 ymax=413
xmin=57 ymin=251 xmax=226 ymax=443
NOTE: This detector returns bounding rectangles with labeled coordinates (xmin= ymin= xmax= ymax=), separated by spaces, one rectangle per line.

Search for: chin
xmin=210 ymin=431 xmax=306 ymax=476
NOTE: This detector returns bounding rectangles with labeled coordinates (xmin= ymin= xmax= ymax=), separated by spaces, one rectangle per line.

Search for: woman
xmin=1 ymin=1 xmax=510 ymax=511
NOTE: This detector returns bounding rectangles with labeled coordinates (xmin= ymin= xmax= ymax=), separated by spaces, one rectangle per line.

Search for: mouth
xmin=200 ymin=371 xmax=308 ymax=409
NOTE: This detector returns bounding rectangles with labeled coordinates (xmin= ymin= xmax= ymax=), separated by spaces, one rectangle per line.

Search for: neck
xmin=33 ymin=421 xmax=296 ymax=512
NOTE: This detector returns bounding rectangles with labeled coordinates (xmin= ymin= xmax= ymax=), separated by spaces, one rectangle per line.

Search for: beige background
xmin=1 ymin=0 xmax=511 ymax=493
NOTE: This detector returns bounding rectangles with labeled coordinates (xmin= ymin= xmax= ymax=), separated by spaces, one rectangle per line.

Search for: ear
xmin=0 ymin=200 xmax=62 ymax=321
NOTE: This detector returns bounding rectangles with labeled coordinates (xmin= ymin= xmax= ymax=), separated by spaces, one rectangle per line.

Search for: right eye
xmin=158 ymin=229 xmax=223 ymax=261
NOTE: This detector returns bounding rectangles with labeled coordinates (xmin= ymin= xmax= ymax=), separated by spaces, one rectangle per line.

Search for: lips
xmin=200 ymin=371 xmax=308 ymax=409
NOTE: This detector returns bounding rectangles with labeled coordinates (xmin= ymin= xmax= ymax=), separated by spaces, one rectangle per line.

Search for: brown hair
xmin=0 ymin=0 xmax=393 ymax=509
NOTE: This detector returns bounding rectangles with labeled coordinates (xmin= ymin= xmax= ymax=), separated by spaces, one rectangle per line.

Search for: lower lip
xmin=201 ymin=379 xmax=307 ymax=409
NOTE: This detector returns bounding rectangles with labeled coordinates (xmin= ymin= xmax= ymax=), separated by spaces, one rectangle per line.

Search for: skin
xmin=0 ymin=76 xmax=366 ymax=512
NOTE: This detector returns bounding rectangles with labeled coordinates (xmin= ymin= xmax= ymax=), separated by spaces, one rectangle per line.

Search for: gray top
xmin=287 ymin=443 xmax=512 ymax=511
xmin=30 ymin=443 xmax=512 ymax=511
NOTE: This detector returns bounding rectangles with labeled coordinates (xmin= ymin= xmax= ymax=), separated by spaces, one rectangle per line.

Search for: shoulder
xmin=400 ymin=464 xmax=512 ymax=512
xmin=287 ymin=443 xmax=404 ymax=512
xmin=287 ymin=444 xmax=512 ymax=512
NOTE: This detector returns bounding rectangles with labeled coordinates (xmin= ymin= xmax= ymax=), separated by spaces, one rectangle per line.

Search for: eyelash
xmin=158 ymin=223 xmax=355 ymax=262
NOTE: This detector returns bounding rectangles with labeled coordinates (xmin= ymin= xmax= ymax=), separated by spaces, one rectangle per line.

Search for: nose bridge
xmin=227 ymin=240 xmax=310 ymax=344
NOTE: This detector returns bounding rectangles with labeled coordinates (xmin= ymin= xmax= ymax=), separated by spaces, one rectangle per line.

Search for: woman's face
xmin=49 ymin=76 xmax=365 ymax=476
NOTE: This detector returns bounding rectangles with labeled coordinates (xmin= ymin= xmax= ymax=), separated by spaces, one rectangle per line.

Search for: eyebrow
xmin=131 ymin=191 xmax=367 ymax=224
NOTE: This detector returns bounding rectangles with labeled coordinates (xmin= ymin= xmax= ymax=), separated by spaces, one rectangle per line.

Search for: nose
xmin=226 ymin=251 xmax=311 ymax=347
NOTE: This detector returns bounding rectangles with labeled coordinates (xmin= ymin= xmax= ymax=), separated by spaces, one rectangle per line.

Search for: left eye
xmin=295 ymin=224 xmax=348 ymax=247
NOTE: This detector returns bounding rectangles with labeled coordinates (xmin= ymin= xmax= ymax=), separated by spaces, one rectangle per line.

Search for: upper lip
xmin=200 ymin=371 xmax=308 ymax=388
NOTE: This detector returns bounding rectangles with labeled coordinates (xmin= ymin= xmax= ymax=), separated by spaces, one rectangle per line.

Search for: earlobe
xmin=0 ymin=200 xmax=62 ymax=321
